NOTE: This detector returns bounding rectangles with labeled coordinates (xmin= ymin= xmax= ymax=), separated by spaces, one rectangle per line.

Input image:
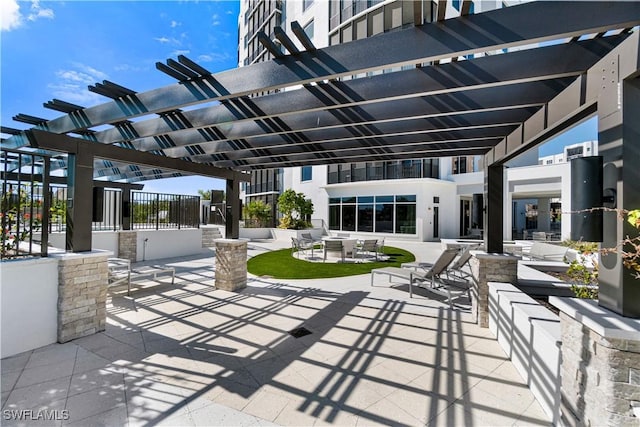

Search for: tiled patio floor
xmin=1 ymin=241 xmax=551 ymax=426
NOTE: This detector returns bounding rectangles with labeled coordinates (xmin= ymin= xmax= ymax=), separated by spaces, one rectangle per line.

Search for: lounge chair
xmin=370 ymin=247 xmax=459 ymax=300
xmin=323 ymin=239 xmax=345 ymax=262
xmin=402 ymin=244 xmax=479 ymax=280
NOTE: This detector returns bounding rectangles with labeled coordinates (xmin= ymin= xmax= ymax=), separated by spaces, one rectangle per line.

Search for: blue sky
xmin=1 ymin=0 xmax=596 ymax=195
xmin=1 ymin=0 xmax=239 ymax=194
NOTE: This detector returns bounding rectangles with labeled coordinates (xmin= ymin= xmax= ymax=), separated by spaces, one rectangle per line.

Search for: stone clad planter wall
xmin=214 ymin=239 xmax=247 ymax=291
xmin=469 ymin=252 xmax=519 ymax=327
xmin=118 ymin=230 xmax=137 ymax=261
xmin=551 ymin=297 xmax=640 ymax=426
xmin=55 ymin=251 xmax=109 ymax=343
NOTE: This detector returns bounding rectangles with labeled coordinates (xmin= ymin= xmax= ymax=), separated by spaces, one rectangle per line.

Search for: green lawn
xmin=247 ymin=246 xmax=415 ymax=279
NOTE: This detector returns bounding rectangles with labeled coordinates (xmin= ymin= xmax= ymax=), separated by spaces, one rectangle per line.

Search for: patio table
xmin=322 ymin=237 xmax=358 ymax=257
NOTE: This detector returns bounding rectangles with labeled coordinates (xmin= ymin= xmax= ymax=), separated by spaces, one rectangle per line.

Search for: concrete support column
xmin=214 ymin=239 xmax=247 ymax=291
xmin=55 ymin=252 xmax=108 ymax=343
xmin=551 ymin=298 xmax=640 ymax=426
xmin=486 ymin=164 xmax=504 ymax=253
xmin=66 ymin=151 xmax=94 ymax=252
xmin=469 ymin=252 xmax=518 ymax=327
xmin=118 ymin=230 xmax=137 ymax=262
xmin=225 ymin=179 xmax=240 ymax=239
xmin=598 ymin=76 xmax=640 ymax=317
xmin=537 ymin=198 xmax=551 ymax=232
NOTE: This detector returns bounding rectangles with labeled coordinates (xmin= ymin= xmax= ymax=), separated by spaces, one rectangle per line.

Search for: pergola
xmin=2 ymin=1 xmax=640 ymax=316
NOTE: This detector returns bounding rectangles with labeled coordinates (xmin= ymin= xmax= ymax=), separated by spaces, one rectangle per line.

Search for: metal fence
xmin=2 ymin=148 xmax=201 ymax=259
xmin=131 ymin=191 xmax=200 ymax=230
xmin=1 ymin=149 xmax=51 ymax=259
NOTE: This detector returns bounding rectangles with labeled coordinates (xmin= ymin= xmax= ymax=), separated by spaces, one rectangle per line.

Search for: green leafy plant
xmin=197 ymin=189 xmax=211 ymax=201
xmin=277 ymin=189 xmax=314 ymax=229
xmin=243 ymin=200 xmax=271 ymax=228
xmin=1 ymin=185 xmax=43 ymax=258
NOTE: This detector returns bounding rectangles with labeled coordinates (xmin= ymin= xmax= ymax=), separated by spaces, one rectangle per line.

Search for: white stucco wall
xmin=136 ymin=228 xmax=203 ymax=261
xmin=1 ymin=257 xmax=59 ymax=358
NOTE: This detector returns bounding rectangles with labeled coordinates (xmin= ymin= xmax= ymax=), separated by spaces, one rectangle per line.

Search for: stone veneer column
xmin=469 ymin=252 xmax=519 ymax=327
xmin=214 ymin=239 xmax=247 ymax=291
xmin=118 ymin=230 xmax=137 ymax=261
xmin=55 ymin=251 xmax=109 ymax=343
xmin=551 ymin=297 xmax=640 ymax=426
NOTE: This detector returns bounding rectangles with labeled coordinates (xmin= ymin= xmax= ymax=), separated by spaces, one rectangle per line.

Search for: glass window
xmin=375 ymin=203 xmax=394 ymax=233
xmin=301 ymin=166 xmax=312 ymax=181
xmin=355 ymin=16 xmax=367 ymax=40
xmin=303 ymin=0 xmax=314 ymax=11
xmin=396 ymin=195 xmax=416 ymax=202
xmin=357 ymin=196 xmax=374 ymax=203
xmin=385 ymin=161 xmax=398 ymax=179
xmin=303 ymin=19 xmax=314 ymax=39
xmin=339 ymin=164 xmax=351 ymax=182
xmin=352 ymin=162 xmax=366 ymax=182
xmin=342 ymin=196 xmax=356 ymax=203
xmin=342 ymin=205 xmax=356 ymax=231
xmin=357 ymin=204 xmax=374 ymax=232
xmin=396 ymin=204 xmax=416 ymax=234
xmin=328 ymin=164 xmax=339 ymax=184
xmin=329 ymin=197 xmax=341 ymax=204
xmin=453 ymin=0 xmax=461 ymax=11
xmin=341 ymin=24 xmax=352 ymax=43
xmin=369 ymin=7 xmax=384 ymax=36
xmin=367 ymin=162 xmax=384 ymax=180
xmin=329 ymin=205 xmax=341 ymax=230
xmin=384 ymin=2 xmax=403 ymax=31
xmin=376 ymin=195 xmax=394 ymax=203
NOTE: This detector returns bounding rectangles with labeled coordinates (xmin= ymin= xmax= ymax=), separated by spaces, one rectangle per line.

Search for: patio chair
xmin=323 ymin=239 xmax=345 ymax=262
xmin=370 ymin=248 xmax=460 ymax=302
xmin=300 ymin=232 xmax=322 ymax=245
xmin=292 ymin=237 xmax=314 ymax=259
xmin=355 ymin=239 xmax=378 ymax=261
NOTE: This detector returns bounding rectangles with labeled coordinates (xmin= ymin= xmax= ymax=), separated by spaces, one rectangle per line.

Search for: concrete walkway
xmin=1 ymin=240 xmax=551 ymax=426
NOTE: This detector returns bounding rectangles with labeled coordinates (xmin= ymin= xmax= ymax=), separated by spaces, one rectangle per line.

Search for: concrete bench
xmin=488 ymin=282 xmax=561 ymax=424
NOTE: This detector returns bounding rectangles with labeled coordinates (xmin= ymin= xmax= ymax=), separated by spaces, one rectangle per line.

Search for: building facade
xmin=237 ymin=0 xmax=592 ymax=242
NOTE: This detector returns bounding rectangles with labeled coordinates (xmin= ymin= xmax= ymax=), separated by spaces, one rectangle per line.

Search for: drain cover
xmin=289 ymin=326 xmax=312 ymax=338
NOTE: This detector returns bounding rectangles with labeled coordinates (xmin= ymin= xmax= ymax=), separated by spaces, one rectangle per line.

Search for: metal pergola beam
xmin=0 ymin=172 xmax=144 ymax=190
xmin=25 ymin=130 xmax=249 ymax=182
xmin=485 ymin=31 xmax=640 ymax=165
xmin=79 ymin=37 xmax=624 ymax=150
xmin=7 ymin=1 xmax=637 ymax=137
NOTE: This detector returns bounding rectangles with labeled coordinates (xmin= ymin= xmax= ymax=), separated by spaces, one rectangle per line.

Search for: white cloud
xmin=172 ymin=49 xmax=190 ymax=57
xmin=212 ymin=13 xmax=220 ymax=26
xmin=27 ymin=0 xmax=54 ymax=22
xmin=1 ymin=0 xmax=23 ymax=31
xmin=198 ymin=52 xmax=231 ymax=63
xmin=50 ymin=63 xmax=109 ymax=106
xmin=170 ymin=20 xmax=180 ymax=28
xmin=114 ymin=64 xmax=146 ymax=73
xmin=226 ymin=10 xmax=233 ymax=15
xmin=48 ymin=82 xmax=104 ymax=106
xmin=1 ymin=0 xmax=54 ymax=32
xmin=155 ymin=36 xmax=170 ymax=44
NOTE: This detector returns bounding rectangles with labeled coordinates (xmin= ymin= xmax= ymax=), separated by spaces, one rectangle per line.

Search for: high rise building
xmin=237 ymin=1 xmax=561 ymax=241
